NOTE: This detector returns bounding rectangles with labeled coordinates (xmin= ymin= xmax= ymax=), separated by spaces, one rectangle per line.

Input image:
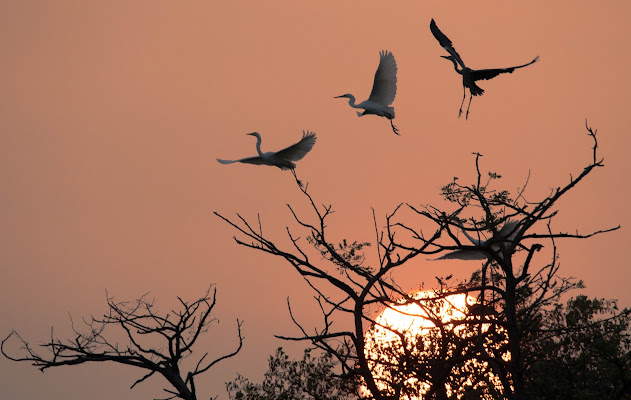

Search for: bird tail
xmin=470 ymin=83 xmax=484 ymax=96
xmin=217 ymin=158 xmax=237 ymax=164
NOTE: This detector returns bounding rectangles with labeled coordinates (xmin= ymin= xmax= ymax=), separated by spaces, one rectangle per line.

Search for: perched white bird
xmin=217 ymin=131 xmax=316 ymax=171
xmin=335 ymin=50 xmax=399 ymax=135
xmin=435 ymin=219 xmax=519 ymax=261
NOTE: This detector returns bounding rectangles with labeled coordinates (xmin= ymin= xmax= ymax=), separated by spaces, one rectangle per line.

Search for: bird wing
xmin=430 ymin=19 xmax=466 ymax=68
xmin=471 ymin=56 xmax=539 ymax=81
xmin=217 ymin=156 xmax=267 ymax=166
xmin=434 ymin=249 xmax=488 ymax=261
xmin=274 ymin=131 xmax=317 ymax=162
xmin=368 ymin=50 xmax=398 ymax=106
xmin=496 ymin=219 xmax=519 ymax=241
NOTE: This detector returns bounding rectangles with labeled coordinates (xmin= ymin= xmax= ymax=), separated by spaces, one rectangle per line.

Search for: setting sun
xmin=363 ymin=291 xmax=508 ymax=399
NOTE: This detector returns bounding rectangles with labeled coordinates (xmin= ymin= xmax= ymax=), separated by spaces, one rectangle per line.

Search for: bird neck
xmin=346 ymin=94 xmax=360 ymax=108
xmin=448 ymin=58 xmax=463 ymax=74
xmin=254 ymin=135 xmax=263 ymax=156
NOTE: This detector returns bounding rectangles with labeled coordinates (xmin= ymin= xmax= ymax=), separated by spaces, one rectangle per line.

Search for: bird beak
xmin=334 ymin=95 xmax=345 ymax=99
xmin=246 ymin=132 xmax=255 ymax=136
xmin=440 ymin=55 xmax=450 ymax=60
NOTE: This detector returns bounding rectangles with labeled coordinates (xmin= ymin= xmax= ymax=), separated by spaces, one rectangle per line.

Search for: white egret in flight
xmin=430 ymin=19 xmax=539 ymax=120
xmin=217 ymin=131 xmax=316 ymax=185
xmin=335 ymin=50 xmax=399 ymax=135
xmin=217 ymin=131 xmax=316 ymax=170
xmin=435 ymin=219 xmax=519 ymax=261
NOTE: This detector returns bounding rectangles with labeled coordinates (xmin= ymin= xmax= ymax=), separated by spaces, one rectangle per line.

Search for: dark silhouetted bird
xmin=430 ymin=19 xmax=539 ymax=120
xmin=435 ymin=219 xmax=519 ymax=261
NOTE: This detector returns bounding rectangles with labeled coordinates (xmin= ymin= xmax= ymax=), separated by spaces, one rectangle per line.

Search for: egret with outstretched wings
xmin=430 ymin=19 xmax=539 ymax=120
xmin=218 ymin=131 xmax=316 ymax=173
xmin=435 ymin=220 xmax=519 ymax=261
xmin=335 ymin=50 xmax=400 ymax=135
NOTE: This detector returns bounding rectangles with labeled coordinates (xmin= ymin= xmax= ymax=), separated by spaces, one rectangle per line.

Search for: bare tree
xmin=2 ymin=286 xmax=243 ymax=400
xmin=216 ymin=122 xmax=619 ymax=400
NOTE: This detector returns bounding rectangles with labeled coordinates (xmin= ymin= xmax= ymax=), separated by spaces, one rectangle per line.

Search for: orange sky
xmin=1 ymin=2 xmax=630 ymax=399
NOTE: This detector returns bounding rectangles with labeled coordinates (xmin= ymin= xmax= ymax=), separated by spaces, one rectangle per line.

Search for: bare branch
xmin=2 ymin=286 xmax=242 ymax=400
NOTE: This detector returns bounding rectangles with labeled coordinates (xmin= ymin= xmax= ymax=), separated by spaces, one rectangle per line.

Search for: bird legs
xmin=465 ymin=95 xmax=473 ymax=120
xmin=458 ymin=86 xmax=466 ymax=119
xmin=458 ymin=87 xmax=473 ymax=120
xmin=389 ymin=118 xmax=400 ymax=135
xmin=290 ymin=168 xmax=304 ymax=188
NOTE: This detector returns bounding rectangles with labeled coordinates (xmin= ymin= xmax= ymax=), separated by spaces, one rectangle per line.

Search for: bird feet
xmin=290 ymin=169 xmax=304 ymax=188
xmin=389 ymin=119 xmax=400 ymax=135
xmin=458 ymin=108 xmax=463 ymax=119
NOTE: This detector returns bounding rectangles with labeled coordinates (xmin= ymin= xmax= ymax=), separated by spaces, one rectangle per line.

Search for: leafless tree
xmin=2 ymin=286 xmax=243 ymax=400
xmin=216 ymin=122 xmax=619 ymax=400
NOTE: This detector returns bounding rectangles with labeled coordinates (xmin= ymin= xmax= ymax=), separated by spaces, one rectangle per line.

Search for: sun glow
xmin=362 ymin=291 xmax=508 ymax=399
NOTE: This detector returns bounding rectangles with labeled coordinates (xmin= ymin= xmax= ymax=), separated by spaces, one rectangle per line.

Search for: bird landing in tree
xmin=217 ymin=131 xmax=316 ymax=187
xmin=434 ymin=219 xmax=520 ymax=261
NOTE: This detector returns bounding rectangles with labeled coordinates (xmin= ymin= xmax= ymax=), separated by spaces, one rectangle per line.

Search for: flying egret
xmin=435 ymin=219 xmax=519 ymax=261
xmin=335 ymin=50 xmax=399 ymax=135
xmin=430 ymin=19 xmax=539 ymax=120
xmin=217 ymin=131 xmax=316 ymax=185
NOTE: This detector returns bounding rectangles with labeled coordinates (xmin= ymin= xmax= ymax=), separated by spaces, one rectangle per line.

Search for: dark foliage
xmin=525 ymin=295 xmax=631 ymax=399
xmin=226 ymin=347 xmax=357 ymax=400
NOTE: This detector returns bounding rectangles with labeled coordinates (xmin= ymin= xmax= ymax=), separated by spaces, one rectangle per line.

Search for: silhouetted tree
xmin=227 ymin=294 xmax=631 ymax=400
xmin=524 ymin=295 xmax=631 ymax=399
xmin=362 ymin=289 xmax=509 ymax=399
xmin=226 ymin=347 xmax=357 ymax=400
xmin=216 ymin=122 xmax=619 ymax=400
xmin=2 ymin=286 xmax=243 ymax=400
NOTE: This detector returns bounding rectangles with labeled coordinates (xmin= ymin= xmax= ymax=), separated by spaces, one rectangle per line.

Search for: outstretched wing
xmin=430 ymin=19 xmax=465 ymax=68
xmin=217 ymin=156 xmax=266 ymax=166
xmin=471 ymin=56 xmax=539 ymax=81
xmin=274 ymin=131 xmax=317 ymax=162
xmin=496 ymin=219 xmax=519 ymax=242
xmin=435 ymin=249 xmax=488 ymax=261
xmin=368 ymin=50 xmax=397 ymax=106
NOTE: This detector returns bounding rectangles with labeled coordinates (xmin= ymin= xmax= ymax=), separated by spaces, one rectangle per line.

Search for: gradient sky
xmin=1 ymin=2 xmax=630 ymax=399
